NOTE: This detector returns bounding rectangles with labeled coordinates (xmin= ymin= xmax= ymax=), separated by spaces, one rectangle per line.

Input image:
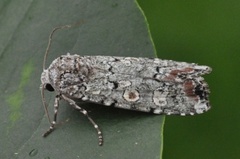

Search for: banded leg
xmin=62 ymin=95 xmax=103 ymax=146
xmin=43 ymin=95 xmax=60 ymax=137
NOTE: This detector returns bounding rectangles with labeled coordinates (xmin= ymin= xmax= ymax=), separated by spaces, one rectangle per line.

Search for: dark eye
xmin=45 ymin=83 xmax=54 ymax=92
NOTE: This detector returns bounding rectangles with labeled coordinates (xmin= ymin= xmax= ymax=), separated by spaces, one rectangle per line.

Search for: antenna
xmin=41 ymin=84 xmax=52 ymax=124
xmin=43 ymin=20 xmax=84 ymax=70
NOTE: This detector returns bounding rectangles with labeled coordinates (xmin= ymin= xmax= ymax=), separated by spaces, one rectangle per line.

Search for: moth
xmin=40 ymin=24 xmax=211 ymax=146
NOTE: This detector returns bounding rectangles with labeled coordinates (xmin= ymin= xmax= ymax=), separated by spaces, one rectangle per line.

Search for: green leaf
xmin=0 ymin=0 xmax=164 ymax=158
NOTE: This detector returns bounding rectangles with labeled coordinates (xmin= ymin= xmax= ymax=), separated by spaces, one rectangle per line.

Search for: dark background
xmin=138 ymin=0 xmax=240 ymax=159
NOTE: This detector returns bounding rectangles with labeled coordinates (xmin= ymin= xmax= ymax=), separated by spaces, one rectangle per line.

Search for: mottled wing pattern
xmin=48 ymin=54 xmax=211 ymax=116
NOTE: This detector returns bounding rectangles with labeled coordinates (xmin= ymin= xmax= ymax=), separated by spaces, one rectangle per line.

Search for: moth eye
xmin=45 ymin=83 xmax=54 ymax=92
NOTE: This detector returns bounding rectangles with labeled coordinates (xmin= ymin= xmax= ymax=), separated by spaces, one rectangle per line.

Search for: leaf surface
xmin=0 ymin=0 xmax=164 ymax=158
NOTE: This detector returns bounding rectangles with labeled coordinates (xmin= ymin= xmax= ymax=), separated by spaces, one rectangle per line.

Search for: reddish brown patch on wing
xmin=183 ymin=80 xmax=198 ymax=101
xmin=163 ymin=67 xmax=194 ymax=81
xmin=170 ymin=67 xmax=194 ymax=76
xmin=128 ymin=92 xmax=137 ymax=99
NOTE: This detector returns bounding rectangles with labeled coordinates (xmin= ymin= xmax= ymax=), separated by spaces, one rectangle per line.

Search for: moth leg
xmin=62 ymin=95 xmax=103 ymax=146
xmin=43 ymin=95 xmax=60 ymax=137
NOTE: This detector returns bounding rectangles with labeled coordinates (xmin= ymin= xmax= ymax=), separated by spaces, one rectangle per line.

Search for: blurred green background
xmin=137 ymin=0 xmax=240 ymax=159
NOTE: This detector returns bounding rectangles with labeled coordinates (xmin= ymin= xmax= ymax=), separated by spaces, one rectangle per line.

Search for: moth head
xmin=41 ymin=69 xmax=54 ymax=92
